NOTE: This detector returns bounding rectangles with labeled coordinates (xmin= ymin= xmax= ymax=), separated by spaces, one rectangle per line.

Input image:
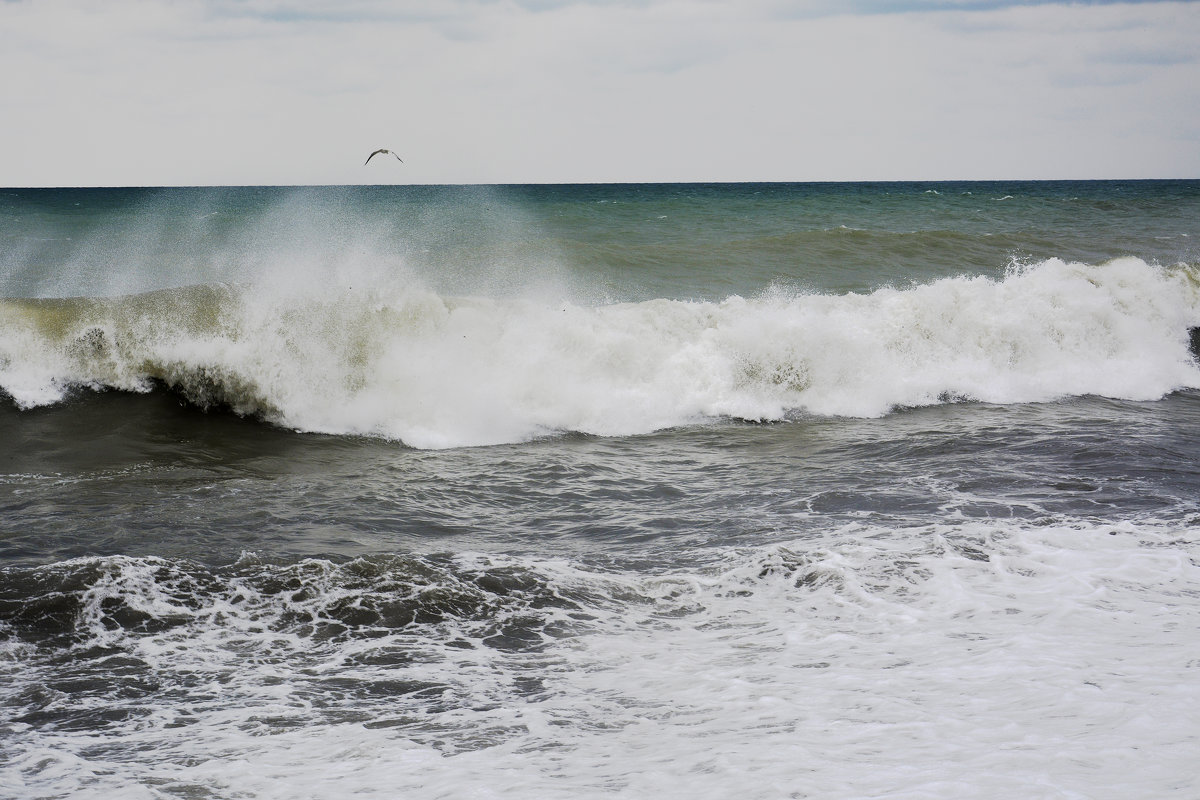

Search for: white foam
xmin=3 ymin=257 xmax=1200 ymax=447
xmin=3 ymin=519 xmax=1198 ymax=798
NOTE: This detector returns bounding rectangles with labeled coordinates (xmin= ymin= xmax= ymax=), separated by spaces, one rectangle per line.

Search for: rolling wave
xmin=2 ymin=257 xmax=1199 ymax=448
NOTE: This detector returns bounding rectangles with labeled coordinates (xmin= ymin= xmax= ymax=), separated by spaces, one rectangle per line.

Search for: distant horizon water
xmin=10 ymin=176 xmax=1200 ymax=190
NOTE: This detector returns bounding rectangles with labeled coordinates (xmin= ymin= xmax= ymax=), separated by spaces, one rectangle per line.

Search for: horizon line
xmin=5 ymin=177 xmax=1199 ymax=191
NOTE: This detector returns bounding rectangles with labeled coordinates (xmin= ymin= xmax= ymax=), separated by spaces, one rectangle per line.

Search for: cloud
xmin=775 ymin=0 xmax=1183 ymax=14
xmin=0 ymin=0 xmax=1196 ymax=185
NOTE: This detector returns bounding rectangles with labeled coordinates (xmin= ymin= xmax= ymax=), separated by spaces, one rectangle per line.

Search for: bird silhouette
xmin=364 ymin=149 xmax=403 ymax=165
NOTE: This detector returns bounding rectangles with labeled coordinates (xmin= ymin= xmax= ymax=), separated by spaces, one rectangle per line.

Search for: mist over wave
xmin=3 ymin=256 xmax=1198 ymax=448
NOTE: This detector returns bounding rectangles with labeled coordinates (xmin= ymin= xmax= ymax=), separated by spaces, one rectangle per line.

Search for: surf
xmin=2 ymin=256 xmax=1199 ymax=448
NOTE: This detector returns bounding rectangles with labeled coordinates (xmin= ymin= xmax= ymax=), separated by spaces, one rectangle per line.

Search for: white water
xmin=3 ymin=519 xmax=1198 ymax=799
xmin=3 ymin=257 xmax=1200 ymax=448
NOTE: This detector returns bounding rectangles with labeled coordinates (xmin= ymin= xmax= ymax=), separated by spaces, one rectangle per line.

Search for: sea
xmin=1 ymin=180 xmax=1199 ymax=799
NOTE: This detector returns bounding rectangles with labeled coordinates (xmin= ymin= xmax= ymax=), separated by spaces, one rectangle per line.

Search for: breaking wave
xmin=2 ymin=257 xmax=1199 ymax=448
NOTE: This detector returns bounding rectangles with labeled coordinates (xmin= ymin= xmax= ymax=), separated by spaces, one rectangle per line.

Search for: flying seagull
xmin=364 ymin=148 xmax=403 ymax=165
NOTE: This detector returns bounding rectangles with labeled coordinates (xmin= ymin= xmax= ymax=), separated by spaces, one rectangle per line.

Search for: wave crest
xmin=3 ymin=257 xmax=1199 ymax=447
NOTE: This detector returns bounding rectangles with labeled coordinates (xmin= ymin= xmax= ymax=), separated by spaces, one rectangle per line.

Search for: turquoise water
xmin=7 ymin=181 xmax=1198 ymax=300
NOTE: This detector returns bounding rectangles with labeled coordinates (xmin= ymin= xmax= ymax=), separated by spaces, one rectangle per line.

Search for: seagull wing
xmin=364 ymin=149 xmax=385 ymax=165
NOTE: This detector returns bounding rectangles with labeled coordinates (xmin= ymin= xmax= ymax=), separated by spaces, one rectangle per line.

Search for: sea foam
xmin=4 ymin=519 xmax=1198 ymax=799
xmin=2 ymin=257 xmax=1199 ymax=448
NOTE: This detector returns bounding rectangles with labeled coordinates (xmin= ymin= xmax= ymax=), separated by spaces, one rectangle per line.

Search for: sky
xmin=1 ymin=0 xmax=1198 ymax=186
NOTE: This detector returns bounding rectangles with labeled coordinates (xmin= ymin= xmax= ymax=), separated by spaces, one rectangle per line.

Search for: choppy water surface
xmin=2 ymin=181 xmax=1200 ymax=798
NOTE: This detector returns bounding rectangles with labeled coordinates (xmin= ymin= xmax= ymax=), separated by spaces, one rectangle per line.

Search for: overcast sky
xmin=2 ymin=0 xmax=1197 ymax=186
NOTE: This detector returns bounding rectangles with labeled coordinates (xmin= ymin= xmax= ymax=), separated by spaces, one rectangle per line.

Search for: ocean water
xmin=2 ymin=181 xmax=1199 ymax=798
